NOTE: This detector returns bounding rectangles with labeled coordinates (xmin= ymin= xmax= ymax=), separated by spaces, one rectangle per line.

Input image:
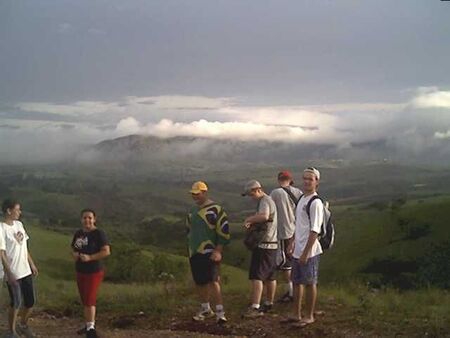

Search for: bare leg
xmin=19 ymin=307 xmax=33 ymax=325
xmin=208 ymin=281 xmax=223 ymax=306
xmin=303 ymin=284 xmax=317 ymax=323
xmin=292 ymin=284 xmax=303 ymax=319
xmin=283 ymin=270 xmax=293 ymax=295
xmin=265 ymin=280 xmax=277 ymax=304
xmin=9 ymin=307 xmax=19 ymax=334
xmin=250 ymin=280 xmax=264 ymax=305
xmin=84 ymin=306 xmax=96 ymax=323
xmin=196 ymin=284 xmax=210 ymax=304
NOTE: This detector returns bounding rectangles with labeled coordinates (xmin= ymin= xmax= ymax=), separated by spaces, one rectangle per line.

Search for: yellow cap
xmin=189 ymin=181 xmax=208 ymax=194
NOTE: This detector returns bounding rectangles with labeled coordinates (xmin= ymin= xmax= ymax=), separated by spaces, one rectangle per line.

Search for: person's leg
xmin=19 ymin=275 xmax=35 ymax=326
xmin=250 ymin=280 xmax=264 ymax=307
xmin=297 ymin=256 xmax=320 ymax=326
xmin=303 ymin=284 xmax=317 ymax=322
xmin=265 ymin=280 xmax=277 ymax=304
xmin=209 ymin=281 xmax=223 ymax=307
xmin=283 ymin=269 xmax=293 ymax=296
xmin=292 ymin=283 xmax=303 ymax=319
xmin=209 ymin=281 xmax=227 ymax=321
xmin=196 ymin=284 xmax=210 ymax=307
xmin=87 ymin=271 xmax=104 ymax=330
xmin=84 ymin=305 xmax=96 ymax=324
xmin=7 ymin=281 xmax=21 ymax=334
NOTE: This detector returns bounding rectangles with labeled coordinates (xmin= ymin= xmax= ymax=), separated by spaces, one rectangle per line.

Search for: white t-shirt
xmin=270 ymin=186 xmax=302 ymax=240
xmin=0 ymin=221 xmax=32 ymax=280
xmin=293 ymin=193 xmax=323 ymax=259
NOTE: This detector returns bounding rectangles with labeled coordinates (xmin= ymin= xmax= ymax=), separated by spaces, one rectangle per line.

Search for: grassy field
xmin=0 ymin=221 xmax=446 ymax=337
xmin=1 ymin=163 xmax=450 ymax=336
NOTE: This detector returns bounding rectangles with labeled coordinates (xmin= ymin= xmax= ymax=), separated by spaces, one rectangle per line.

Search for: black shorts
xmin=189 ymin=253 xmax=220 ymax=286
xmin=278 ymin=238 xmax=294 ymax=271
xmin=249 ymin=248 xmax=277 ymax=281
xmin=6 ymin=274 xmax=35 ymax=309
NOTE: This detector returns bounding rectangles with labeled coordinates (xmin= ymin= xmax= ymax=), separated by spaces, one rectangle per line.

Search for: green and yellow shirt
xmin=186 ymin=203 xmax=230 ymax=257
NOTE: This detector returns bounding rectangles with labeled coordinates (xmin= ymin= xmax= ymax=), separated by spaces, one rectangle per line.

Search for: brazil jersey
xmin=186 ymin=203 xmax=230 ymax=257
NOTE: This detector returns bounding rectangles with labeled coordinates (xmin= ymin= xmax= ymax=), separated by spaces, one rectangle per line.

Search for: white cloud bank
xmin=411 ymin=87 xmax=450 ymax=109
xmin=2 ymin=87 xmax=450 ymax=163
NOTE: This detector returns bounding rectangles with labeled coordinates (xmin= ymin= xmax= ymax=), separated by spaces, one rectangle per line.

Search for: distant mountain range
xmin=75 ymin=134 xmax=396 ymax=169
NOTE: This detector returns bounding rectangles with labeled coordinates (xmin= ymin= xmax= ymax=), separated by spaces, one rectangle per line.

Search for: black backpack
xmin=301 ymin=195 xmax=335 ymax=250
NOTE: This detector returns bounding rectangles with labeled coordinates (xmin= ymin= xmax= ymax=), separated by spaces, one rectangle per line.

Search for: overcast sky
xmin=1 ymin=0 xmax=449 ymax=163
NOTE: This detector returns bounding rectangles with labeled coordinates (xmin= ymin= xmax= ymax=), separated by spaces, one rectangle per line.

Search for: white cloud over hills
xmin=1 ymin=87 xmax=450 ymax=164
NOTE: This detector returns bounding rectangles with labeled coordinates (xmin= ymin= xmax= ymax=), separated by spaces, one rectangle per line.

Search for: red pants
xmin=76 ymin=270 xmax=104 ymax=306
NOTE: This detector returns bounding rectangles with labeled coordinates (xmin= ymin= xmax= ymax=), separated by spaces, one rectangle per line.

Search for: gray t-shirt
xmin=256 ymin=194 xmax=278 ymax=249
xmin=270 ymin=186 xmax=303 ymax=240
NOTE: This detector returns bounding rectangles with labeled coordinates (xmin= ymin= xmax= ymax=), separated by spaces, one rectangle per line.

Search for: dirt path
xmin=0 ymin=303 xmax=366 ymax=338
xmin=0 ymin=314 xmax=224 ymax=338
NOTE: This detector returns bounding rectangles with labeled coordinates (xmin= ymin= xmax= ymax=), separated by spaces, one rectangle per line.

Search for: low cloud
xmin=411 ymin=87 xmax=450 ymax=109
xmin=116 ymin=118 xmax=320 ymax=142
xmin=435 ymin=130 xmax=450 ymax=140
xmin=2 ymin=88 xmax=450 ymax=164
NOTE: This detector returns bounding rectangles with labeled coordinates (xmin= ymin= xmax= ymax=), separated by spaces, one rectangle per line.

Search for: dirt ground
xmin=0 ymin=302 xmax=369 ymax=338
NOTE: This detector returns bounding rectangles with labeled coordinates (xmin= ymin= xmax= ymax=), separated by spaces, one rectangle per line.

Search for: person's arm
xmin=28 ymin=250 xmax=39 ymax=276
xmin=299 ymin=199 xmax=323 ymax=264
xmin=71 ymin=250 xmax=80 ymax=261
xmin=299 ymin=232 xmax=319 ymax=264
xmin=79 ymin=245 xmax=110 ymax=262
xmin=70 ymin=233 xmax=80 ymax=261
xmin=244 ymin=198 xmax=271 ymax=228
xmin=244 ymin=213 xmax=270 ymax=227
xmin=1 ymin=250 xmax=17 ymax=284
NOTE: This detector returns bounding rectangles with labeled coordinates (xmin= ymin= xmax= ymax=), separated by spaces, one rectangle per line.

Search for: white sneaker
xmin=192 ymin=308 xmax=215 ymax=321
xmin=216 ymin=312 xmax=228 ymax=324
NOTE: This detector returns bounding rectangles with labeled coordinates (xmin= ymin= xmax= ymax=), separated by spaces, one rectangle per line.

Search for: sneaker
xmin=242 ymin=307 xmax=264 ymax=319
xmin=192 ymin=308 xmax=215 ymax=321
xmin=216 ymin=312 xmax=228 ymax=324
xmin=86 ymin=328 xmax=98 ymax=338
xmin=259 ymin=303 xmax=273 ymax=313
xmin=277 ymin=291 xmax=293 ymax=303
xmin=16 ymin=323 xmax=36 ymax=338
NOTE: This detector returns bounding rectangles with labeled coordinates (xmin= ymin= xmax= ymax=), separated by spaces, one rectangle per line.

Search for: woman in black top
xmin=71 ymin=209 xmax=110 ymax=338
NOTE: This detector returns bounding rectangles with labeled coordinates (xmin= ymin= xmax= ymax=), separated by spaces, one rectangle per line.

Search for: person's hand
xmin=30 ymin=264 xmax=39 ymax=277
xmin=79 ymin=254 xmax=91 ymax=262
xmin=287 ymin=240 xmax=295 ymax=258
xmin=210 ymin=250 xmax=222 ymax=263
xmin=299 ymin=253 xmax=309 ymax=265
xmin=7 ymin=272 xmax=18 ymax=286
xmin=243 ymin=222 xmax=252 ymax=229
xmin=72 ymin=251 xmax=80 ymax=262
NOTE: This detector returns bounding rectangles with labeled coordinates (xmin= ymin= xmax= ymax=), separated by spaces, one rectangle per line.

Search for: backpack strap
xmin=281 ymin=187 xmax=300 ymax=207
xmin=305 ymin=195 xmax=322 ymax=231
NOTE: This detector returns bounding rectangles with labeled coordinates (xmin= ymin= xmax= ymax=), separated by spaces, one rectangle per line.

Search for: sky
xmin=0 ymin=0 xmax=450 ymax=163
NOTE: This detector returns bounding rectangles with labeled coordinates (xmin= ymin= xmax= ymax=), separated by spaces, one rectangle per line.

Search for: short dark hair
xmin=2 ymin=199 xmax=20 ymax=214
xmin=80 ymin=208 xmax=96 ymax=217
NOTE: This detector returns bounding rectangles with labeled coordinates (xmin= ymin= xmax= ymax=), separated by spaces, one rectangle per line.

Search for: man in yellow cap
xmin=186 ymin=181 xmax=230 ymax=324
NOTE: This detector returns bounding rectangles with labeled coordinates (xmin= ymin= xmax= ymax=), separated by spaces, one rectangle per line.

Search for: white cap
xmin=303 ymin=167 xmax=321 ymax=180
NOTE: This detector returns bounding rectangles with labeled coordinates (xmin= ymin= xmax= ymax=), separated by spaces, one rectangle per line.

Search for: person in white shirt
xmin=283 ymin=167 xmax=323 ymax=328
xmin=0 ymin=199 xmax=39 ymax=338
xmin=270 ymin=170 xmax=302 ymax=303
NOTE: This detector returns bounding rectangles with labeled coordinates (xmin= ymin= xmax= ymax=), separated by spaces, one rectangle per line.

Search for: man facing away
xmin=241 ymin=180 xmax=278 ymax=318
xmin=285 ymin=167 xmax=323 ymax=328
xmin=186 ymin=181 xmax=230 ymax=324
xmin=269 ymin=171 xmax=302 ymax=303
